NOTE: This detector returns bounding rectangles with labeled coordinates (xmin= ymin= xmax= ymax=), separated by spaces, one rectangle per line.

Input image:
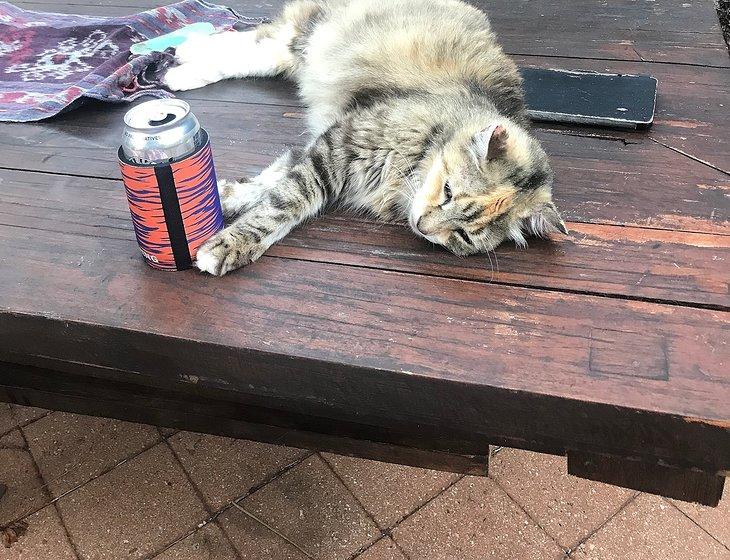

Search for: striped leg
xmin=196 ymin=136 xmax=342 ymax=276
xmin=217 ymin=152 xmax=293 ymax=220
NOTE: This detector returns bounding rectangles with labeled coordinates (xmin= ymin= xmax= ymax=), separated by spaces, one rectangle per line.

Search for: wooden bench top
xmin=1 ymin=0 xmax=728 ymax=505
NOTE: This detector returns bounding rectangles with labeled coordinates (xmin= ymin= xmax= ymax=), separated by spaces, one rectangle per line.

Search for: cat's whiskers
xmin=385 ymin=149 xmax=419 ymax=206
xmin=485 ymin=250 xmax=495 ymax=282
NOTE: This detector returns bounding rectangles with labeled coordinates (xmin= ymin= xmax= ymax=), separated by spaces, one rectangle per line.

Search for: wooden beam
xmin=568 ymin=451 xmax=725 ymax=507
xmin=0 ymin=362 xmax=489 ymax=476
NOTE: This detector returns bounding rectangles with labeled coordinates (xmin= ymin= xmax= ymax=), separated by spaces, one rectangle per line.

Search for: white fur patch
xmin=195 ymin=244 xmax=220 ymax=275
xmin=164 ymin=26 xmax=297 ymax=91
xmin=508 ymin=224 xmax=528 ymax=248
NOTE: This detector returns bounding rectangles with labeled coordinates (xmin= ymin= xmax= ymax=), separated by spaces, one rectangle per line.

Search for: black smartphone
xmin=520 ymin=67 xmax=658 ymax=130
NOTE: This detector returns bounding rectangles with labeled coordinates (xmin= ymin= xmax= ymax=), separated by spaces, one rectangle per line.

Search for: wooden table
xmin=1 ymin=0 xmax=728 ymax=506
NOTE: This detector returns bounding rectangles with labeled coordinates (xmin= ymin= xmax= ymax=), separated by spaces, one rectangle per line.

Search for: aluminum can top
xmin=121 ymin=99 xmax=201 ymax=164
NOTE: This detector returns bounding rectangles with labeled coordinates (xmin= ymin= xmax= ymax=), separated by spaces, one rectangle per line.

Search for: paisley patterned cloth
xmin=0 ymin=1 xmax=259 ymax=122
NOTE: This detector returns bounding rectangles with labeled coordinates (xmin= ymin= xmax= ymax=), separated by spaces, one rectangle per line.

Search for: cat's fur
xmin=164 ymin=0 xmax=567 ymax=276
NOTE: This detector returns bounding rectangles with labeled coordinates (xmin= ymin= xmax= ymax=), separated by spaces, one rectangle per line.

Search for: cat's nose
xmin=415 ymin=217 xmax=425 ymax=234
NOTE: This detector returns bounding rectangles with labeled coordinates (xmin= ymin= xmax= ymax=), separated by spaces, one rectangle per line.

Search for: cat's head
xmin=409 ymin=120 xmax=566 ymax=255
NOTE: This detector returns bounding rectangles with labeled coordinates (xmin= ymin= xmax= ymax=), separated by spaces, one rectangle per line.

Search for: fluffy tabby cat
xmin=164 ymin=0 xmax=567 ymax=276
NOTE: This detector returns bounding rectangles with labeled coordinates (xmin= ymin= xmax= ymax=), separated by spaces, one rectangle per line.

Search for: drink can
xmin=118 ymin=99 xmax=224 ymax=271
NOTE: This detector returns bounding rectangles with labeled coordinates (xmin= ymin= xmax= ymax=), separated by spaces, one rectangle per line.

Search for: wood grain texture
xmin=568 ymin=450 xmax=725 ymax=507
xmin=274 ymin=217 xmax=730 ymax=309
xmin=1 ymin=97 xmax=728 ymax=236
xmin=0 ymin=362 xmax=490 ymax=476
xmin=1 ymin=0 xmax=728 ymax=502
xmin=0 ymin=208 xmax=728 ymax=472
xmin=14 ymin=0 xmax=730 ymax=67
xmin=2 ymin=170 xmax=727 ymax=307
xmin=2 ymin=169 xmax=727 ymax=303
xmin=170 ymin=57 xmax=730 ymax=173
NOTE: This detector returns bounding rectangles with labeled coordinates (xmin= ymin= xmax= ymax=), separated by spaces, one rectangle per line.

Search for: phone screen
xmin=520 ymin=67 xmax=658 ymax=129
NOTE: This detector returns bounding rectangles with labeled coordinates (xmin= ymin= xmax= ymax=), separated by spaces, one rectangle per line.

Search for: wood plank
xmin=275 ymin=218 xmax=730 ymax=309
xmin=568 ymin=450 xmax=725 ymax=507
xmin=14 ymin=0 xmax=730 ymax=67
xmin=0 ymin=212 xmax=728 ymax=474
xmin=168 ymin=58 xmax=730 ymax=173
xmin=0 ymin=362 xmax=490 ymax=476
xmin=1 ymin=170 xmax=727 ymax=308
xmin=1 ymin=96 xmax=728 ymax=235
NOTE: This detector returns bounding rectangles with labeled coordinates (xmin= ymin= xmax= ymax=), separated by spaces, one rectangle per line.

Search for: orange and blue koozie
xmin=118 ymin=130 xmax=224 ymax=271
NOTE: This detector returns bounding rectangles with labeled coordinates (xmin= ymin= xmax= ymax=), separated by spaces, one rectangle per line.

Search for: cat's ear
xmin=472 ymin=123 xmax=510 ymax=162
xmin=526 ymin=202 xmax=568 ymax=236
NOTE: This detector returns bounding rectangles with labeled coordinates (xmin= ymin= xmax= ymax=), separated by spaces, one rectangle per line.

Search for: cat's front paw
xmin=195 ymin=226 xmax=266 ymax=276
xmin=173 ymin=35 xmax=210 ymax=64
xmin=162 ymin=63 xmax=214 ymax=91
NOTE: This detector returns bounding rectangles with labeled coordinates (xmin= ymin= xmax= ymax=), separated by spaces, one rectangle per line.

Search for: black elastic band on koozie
xmin=155 ymin=164 xmax=192 ymax=270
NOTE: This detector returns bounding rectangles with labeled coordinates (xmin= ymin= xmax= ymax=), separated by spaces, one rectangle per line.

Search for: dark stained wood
xmin=1 ymin=98 xmax=728 ymax=236
xmin=2 ymin=170 xmax=727 ymax=308
xmin=568 ymin=451 xmax=725 ymax=507
xmin=0 ymin=216 xmax=728 ymax=473
xmin=275 ymin=218 xmax=730 ymax=309
xmin=1 ymin=0 xmax=728 ymax=505
xmin=15 ymin=0 xmax=730 ymax=67
xmin=0 ymin=362 xmax=489 ymax=476
xmin=170 ymin=57 xmax=730 ymax=173
xmin=172 ymin=56 xmax=729 ymax=172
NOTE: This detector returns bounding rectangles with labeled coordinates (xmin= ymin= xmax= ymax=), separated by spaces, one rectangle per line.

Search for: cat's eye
xmin=443 ymin=182 xmax=452 ymax=204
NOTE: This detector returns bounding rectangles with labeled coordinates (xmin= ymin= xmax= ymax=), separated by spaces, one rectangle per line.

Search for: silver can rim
xmin=123 ymin=98 xmax=193 ymax=132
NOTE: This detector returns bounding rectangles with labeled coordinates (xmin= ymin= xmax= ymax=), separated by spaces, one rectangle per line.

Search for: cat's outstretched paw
xmin=162 ymin=63 xmax=214 ymax=91
xmin=195 ymin=226 xmax=266 ymax=276
xmin=173 ymin=34 xmax=212 ymax=64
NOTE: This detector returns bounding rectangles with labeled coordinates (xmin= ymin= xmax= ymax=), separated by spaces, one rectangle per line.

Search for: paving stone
xmin=571 ymin=493 xmax=730 ymax=560
xmin=10 ymin=406 xmax=48 ymax=427
xmin=218 ymin=506 xmax=310 ymax=559
xmin=242 ymin=455 xmax=380 ymax=560
xmin=0 ymin=429 xmax=26 ymax=448
xmin=394 ymin=476 xmax=565 ymax=560
xmin=56 ymin=443 xmax=208 ymax=560
xmin=0 ymin=404 xmax=46 ymax=437
xmin=169 ymin=431 xmax=305 ymax=510
xmin=0 ymin=403 xmax=15 ymax=434
xmin=152 ymin=522 xmax=238 ymax=560
xmin=490 ymin=448 xmax=634 ymax=548
xmin=0 ymin=448 xmax=48 ymax=525
xmin=159 ymin=427 xmax=178 ymax=437
xmin=323 ymin=453 xmax=459 ymax=527
xmin=672 ymin=486 xmax=730 ymax=548
xmin=356 ymin=537 xmax=409 ymax=560
xmin=1 ymin=505 xmax=77 ymax=560
xmin=23 ymin=411 xmax=159 ymax=498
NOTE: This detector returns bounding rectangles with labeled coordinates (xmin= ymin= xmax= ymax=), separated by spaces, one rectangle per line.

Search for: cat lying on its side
xmin=164 ymin=0 xmax=567 ymax=276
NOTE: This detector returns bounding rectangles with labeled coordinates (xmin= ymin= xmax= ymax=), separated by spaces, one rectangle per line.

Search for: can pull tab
xmin=148 ymin=113 xmax=177 ymax=126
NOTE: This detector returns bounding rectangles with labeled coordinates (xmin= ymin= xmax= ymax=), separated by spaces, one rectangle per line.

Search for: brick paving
xmin=1 ymin=405 xmax=728 ymax=560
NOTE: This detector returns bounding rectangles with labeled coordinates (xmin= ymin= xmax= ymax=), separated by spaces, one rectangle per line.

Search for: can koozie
xmin=118 ymin=129 xmax=224 ymax=271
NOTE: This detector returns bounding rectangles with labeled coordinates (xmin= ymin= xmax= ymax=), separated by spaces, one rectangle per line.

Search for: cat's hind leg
xmin=163 ymin=0 xmax=323 ymax=91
